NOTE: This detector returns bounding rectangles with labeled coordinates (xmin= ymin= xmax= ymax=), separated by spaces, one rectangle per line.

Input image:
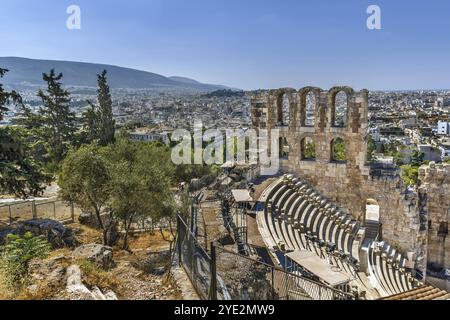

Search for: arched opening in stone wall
xmin=276 ymin=92 xmax=291 ymax=126
xmin=305 ymin=92 xmax=316 ymax=127
xmin=365 ymin=199 xmax=380 ymax=223
xmin=282 ymin=93 xmax=290 ymax=125
xmin=332 ymin=91 xmax=349 ymax=128
xmin=330 ymin=137 xmax=347 ymax=162
xmin=279 ymin=137 xmax=289 ymax=159
xmin=301 ymin=137 xmax=316 ymax=161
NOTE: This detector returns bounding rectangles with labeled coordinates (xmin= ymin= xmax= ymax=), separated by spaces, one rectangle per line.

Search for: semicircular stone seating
xmin=257 ymin=174 xmax=422 ymax=298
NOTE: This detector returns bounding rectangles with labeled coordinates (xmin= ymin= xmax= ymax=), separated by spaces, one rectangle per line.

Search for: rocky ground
xmin=0 ymin=220 xmax=183 ymax=300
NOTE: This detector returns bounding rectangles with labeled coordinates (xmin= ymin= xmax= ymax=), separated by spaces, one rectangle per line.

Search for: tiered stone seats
xmin=367 ymin=241 xmax=419 ymax=296
xmin=257 ymin=174 xmax=422 ymax=298
xmin=262 ymin=175 xmax=361 ymax=266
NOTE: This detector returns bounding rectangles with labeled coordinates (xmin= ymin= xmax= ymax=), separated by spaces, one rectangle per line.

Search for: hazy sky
xmin=1 ymin=0 xmax=450 ymax=90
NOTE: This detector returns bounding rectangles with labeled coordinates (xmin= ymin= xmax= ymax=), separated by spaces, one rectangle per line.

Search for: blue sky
xmin=1 ymin=0 xmax=450 ymax=90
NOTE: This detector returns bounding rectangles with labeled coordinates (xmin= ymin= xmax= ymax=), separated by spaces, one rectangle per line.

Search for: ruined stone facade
xmin=419 ymin=163 xmax=450 ymax=270
xmin=251 ymin=86 xmax=450 ymax=276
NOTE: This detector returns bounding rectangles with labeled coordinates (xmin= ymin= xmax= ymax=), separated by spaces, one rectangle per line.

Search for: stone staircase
xmin=364 ymin=220 xmax=380 ymax=240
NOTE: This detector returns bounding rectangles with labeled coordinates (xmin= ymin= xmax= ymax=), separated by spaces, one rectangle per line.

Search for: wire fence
xmin=0 ymin=199 xmax=78 ymax=227
xmin=177 ymin=215 xmax=213 ymax=300
xmin=176 ymin=215 xmax=355 ymax=300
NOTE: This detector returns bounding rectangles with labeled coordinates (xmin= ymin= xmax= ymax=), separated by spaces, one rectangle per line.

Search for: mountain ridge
xmin=0 ymin=57 xmax=231 ymax=91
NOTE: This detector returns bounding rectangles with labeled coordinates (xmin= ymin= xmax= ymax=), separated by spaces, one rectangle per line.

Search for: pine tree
xmin=0 ymin=68 xmax=50 ymax=197
xmin=83 ymin=70 xmax=115 ymax=146
xmin=37 ymin=69 xmax=76 ymax=163
xmin=0 ymin=68 xmax=22 ymax=121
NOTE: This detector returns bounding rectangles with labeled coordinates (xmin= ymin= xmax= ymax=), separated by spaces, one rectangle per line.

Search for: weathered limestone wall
xmin=419 ymin=163 xmax=450 ymax=270
xmin=251 ymin=86 xmax=428 ymax=273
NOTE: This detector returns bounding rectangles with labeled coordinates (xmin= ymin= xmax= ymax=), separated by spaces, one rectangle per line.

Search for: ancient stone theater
xmin=250 ymin=86 xmax=450 ymax=299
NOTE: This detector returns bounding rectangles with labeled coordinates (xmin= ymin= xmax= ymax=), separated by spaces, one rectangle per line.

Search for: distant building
xmin=420 ymin=127 xmax=433 ymax=137
xmin=400 ymin=117 xmax=418 ymax=129
xmin=418 ymin=144 xmax=442 ymax=162
xmin=369 ymin=127 xmax=380 ymax=142
xmin=380 ymin=126 xmax=404 ymax=136
xmin=372 ymin=154 xmax=395 ymax=165
xmin=398 ymin=147 xmax=415 ymax=164
xmin=437 ymin=121 xmax=450 ymax=135
xmin=129 ymin=131 xmax=170 ymax=145
xmin=439 ymin=143 xmax=450 ymax=160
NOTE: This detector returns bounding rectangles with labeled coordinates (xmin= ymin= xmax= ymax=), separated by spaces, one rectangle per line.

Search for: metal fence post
xmin=71 ymin=202 xmax=75 ymax=222
xmin=32 ymin=201 xmax=37 ymax=219
xmin=177 ymin=216 xmax=182 ymax=265
xmin=209 ymin=242 xmax=217 ymax=300
xmin=8 ymin=205 xmax=12 ymax=225
xmin=271 ymin=268 xmax=275 ymax=300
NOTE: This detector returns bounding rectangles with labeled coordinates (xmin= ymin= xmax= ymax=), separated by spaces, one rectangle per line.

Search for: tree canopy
xmin=0 ymin=68 xmax=51 ymax=197
xmin=0 ymin=68 xmax=22 ymax=121
xmin=59 ymin=135 xmax=176 ymax=248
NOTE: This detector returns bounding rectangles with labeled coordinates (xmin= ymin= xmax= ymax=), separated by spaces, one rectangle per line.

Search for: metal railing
xmin=0 ymin=198 xmax=78 ymax=226
xmin=177 ymin=215 xmax=213 ymax=300
xmin=215 ymin=246 xmax=354 ymax=300
xmin=177 ymin=215 xmax=355 ymax=300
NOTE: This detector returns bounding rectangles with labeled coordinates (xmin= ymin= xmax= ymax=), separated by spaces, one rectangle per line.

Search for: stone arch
xmin=271 ymin=88 xmax=296 ymax=127
xmin=300 ymin=135 xmax=316 ymax=161
xmin=330 ymin=136 xmax=348 ymax=162
xmin=298 ymin=87 xmax=322 ymax=128
xmin=327 ymin=86 xmax=354 ymax=128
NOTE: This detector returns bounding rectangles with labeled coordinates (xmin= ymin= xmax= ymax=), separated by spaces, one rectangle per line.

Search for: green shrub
xmin=304 ymin=141 xmax=316 ymax=159
xmin=400 ymin=165 xmax=419 ymax=187
xmin=77 ymin=259 xmax=119 ymax=290
xmin=0 ymin=232 xmax=51 ymax=289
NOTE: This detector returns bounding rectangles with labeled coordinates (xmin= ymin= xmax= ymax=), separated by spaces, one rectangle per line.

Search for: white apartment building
xmin=129 ymin=131 xmax=170 ymax=145
xmin=437 ymin=121 xmax=450 ymax=135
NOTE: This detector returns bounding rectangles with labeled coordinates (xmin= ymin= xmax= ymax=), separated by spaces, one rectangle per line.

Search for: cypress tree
xmin=84 ymin=70 xmax=115 ymax=146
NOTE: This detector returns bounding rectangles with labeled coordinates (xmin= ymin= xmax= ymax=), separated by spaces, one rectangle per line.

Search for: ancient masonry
xmin=250 ymin=86 xmax=450 ymax=276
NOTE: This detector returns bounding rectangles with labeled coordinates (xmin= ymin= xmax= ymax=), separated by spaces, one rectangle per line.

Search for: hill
xmin=0 ymin=57 xmax=229 ymax=91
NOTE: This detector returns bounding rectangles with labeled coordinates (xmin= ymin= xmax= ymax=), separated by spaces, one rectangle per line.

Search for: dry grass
xmin=15 ymin=281 xmax=59 ymax=300
xmin=0 ymin=267 xmax=62 ymax=300
xmin=0 ymin=222 xmax=180 ymax=300
xmin=162 ymin=271 xmax=183 ymax=300
xmin=77 ymin=259 xmax=120 ymax=291
xmin=48 ymin=248 xmax=72 ymax=259
xmin=69 ymin=223 xmax=103 ymax=245
xmin=128 ymin=230 xmax=173 ymax=251
xmin=0 ymin=272 xmax=12 ymax=300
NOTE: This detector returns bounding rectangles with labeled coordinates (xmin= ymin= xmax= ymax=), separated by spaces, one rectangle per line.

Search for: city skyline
xmin=1 ymin=0 xmax=450 ymax=90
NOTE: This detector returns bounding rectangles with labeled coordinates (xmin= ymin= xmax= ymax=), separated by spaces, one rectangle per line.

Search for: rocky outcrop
xmin=72 ymin=244 xmax=114 ymax=269
xmin=28 ymin=255 xmax=68 ymax=288
xmin=66 ymin=264 xmax=92 ymax=296
xmin=65 ymin=264 xmax=118 ymax=300
xmin=0 ymin=219 xmax=77 ymax=248
xmin=216 ymin=250 xmax=272 ymax=300
xmin=79 ymin=212 xmax=111 ymax=229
